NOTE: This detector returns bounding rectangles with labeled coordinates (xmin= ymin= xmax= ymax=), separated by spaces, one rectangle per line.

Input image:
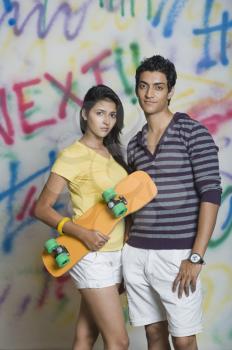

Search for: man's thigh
xmin=148 ymin=249 xmax=203 ymax=337
xmin=122 ymin=244 xmax=166 ymax=326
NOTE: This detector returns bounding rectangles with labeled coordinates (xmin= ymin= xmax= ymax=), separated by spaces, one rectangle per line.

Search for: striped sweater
xmin=127 ymin=112 xmax=221 ymax=250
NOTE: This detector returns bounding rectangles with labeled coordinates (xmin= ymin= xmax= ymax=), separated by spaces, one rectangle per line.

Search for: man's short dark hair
xmin=135 ymin=55 xmax=177 ymax=94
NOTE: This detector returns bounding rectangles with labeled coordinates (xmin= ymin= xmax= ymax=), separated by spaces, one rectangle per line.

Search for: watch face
xmin=190 ymin=253 xmax=201 ymax=263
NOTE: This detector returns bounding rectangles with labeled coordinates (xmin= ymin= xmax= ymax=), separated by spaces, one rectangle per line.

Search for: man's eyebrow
xmin=139 ymin=80 xmax=166 ymax=86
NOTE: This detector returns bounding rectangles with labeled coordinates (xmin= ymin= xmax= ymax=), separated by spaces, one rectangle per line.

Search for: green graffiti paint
xmin=109 ymin=0 xmax=114 ymax=11
xmin=99 ymin=0 xmax=152 ymax=18
xmin=23 ymin=130 xmax=43 ymax=140
xmin=42 ymin=0 xmax=48 ymax=32
xmin=25 ymin=106 xmax=41 ymax=119
xmin=147 ymin=0 xmax=152 ymax=20
xmin=99 ymin=0 xmax=104 ymax=8
xmin=123 ymin=305 xmax=129 ymax=323
xmin=120 ymin=0 xmax=125 ymax=16
xmin=209 ymin=186 xmax=232 ymax=248
xmin=130 ymin=42 xmax=140 ymax=68
xmin=130 ymin=0 xmax=135 ymax=17
xmin=114 ymin=46 xmax=137 ymax=104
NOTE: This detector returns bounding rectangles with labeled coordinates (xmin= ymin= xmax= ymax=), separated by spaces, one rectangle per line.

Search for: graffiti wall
xmin=0 ymin=0 xmax=231 ymax=349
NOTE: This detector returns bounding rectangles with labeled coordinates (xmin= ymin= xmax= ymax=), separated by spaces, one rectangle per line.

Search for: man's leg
xmin=145 ymin=321 xmax=171 ymax=350
xmin=172 ymin=335 xmax=197 ymax=350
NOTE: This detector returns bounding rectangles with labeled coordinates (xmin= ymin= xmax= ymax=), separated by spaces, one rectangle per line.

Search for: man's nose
xmin=145 ymin=87 xmax=154 ymax=98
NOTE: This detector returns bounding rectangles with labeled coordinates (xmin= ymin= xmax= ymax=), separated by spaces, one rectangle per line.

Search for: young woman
xmin=34 ymin=85 xmax=129 ymax=350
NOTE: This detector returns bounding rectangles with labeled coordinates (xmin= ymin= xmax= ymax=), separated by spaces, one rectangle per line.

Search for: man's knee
xmin=145 ymin=321 xmax=169 ymax=344
xmin=172 ymin=335 xmax=197 ymax=350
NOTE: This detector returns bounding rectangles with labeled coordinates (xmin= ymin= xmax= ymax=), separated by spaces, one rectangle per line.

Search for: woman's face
xmin=83 ymin=99 xmax=117 ymax=139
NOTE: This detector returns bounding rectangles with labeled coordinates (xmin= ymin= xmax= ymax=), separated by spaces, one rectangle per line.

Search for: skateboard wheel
xmin=56 ymin=253 xmax=70 ymax=267
xmin=102 ymin=188 xmax=116 ymax=202
xmin=112 ymin=202 xmax=127 ymax=217
xmin=44 ymin=238 xmax=58 ymax=253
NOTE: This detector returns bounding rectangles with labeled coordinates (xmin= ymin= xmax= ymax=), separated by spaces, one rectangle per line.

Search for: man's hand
xmin=172 ymin=259 xmax=202 ymax=298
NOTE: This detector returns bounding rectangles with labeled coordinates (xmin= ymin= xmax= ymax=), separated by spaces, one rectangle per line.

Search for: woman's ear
xmin=82 ymin=109 xmax=87 ymax=120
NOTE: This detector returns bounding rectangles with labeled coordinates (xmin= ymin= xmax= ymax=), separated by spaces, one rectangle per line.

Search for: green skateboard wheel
xmin=112 ymin=202 xmax=127 ymax=217
xmin=45 ymin=238 xmax=58 ymax=253
xmin=56 ymin=252 xmax=70 ymax=267
xmin=102 ymin=188 xmax=116 ymax=202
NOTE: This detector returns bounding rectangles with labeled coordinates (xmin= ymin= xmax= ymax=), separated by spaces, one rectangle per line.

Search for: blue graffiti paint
xmin=0 ymin=151 xmax=55 ymax=202
xmin=221 ymin=195 xmax=232 ymax=231
xmin=151 ymin=0 xmax=187 ymax=37
xmin=2 ymin=0 xmax=16 ymax=25
xmin=193 ymin=0 xmax=232 ymax=72
xmin=0 ymin=150 xmax=67 ymax=253
xmin=151 ymin=0 xmax=166 ymax=27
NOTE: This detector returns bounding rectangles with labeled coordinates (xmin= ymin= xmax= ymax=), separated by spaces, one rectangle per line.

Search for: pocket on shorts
xmin=80 ymin=252 xmax=98 ymax=266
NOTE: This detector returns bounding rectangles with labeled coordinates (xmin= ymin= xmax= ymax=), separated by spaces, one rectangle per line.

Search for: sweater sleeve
xmin=188 ymin=123 xmax=222 ymax=205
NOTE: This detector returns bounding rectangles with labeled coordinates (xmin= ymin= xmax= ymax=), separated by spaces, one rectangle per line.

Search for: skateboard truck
xmin=102 ymin=189 xmax=128 ymax=217
xmin=44 ymin=238 xmax=70 ymax=267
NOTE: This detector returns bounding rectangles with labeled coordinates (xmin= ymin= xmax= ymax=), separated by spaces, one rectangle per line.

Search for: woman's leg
xmin=72 ymin=298 xmax=99 ymax=350
xmin=80 ymin=285 xmax=129 ymax=350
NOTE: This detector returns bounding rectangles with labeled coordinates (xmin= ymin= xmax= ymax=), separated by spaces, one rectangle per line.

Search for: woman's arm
xmin=34 ymin=173 xmax=109 ymax=251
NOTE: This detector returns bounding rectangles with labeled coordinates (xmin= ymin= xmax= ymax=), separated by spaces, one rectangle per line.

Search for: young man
xmin=122 ymin=55 xmax=221 ymax=350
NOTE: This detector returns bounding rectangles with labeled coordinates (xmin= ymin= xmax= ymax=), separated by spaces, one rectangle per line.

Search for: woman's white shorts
xmin=69 ymin=250 xmax=122 ymax=289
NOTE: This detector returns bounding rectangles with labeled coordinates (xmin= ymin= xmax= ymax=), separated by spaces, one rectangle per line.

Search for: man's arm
xmin=173 ymin=202 xmax=219 ymax=298
xmin=173 ymin=121 xmax=221 ymax=298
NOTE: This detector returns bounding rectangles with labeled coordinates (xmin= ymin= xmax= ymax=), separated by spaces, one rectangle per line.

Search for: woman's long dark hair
xmin=80 ymin=84 xmax=129 ymax=172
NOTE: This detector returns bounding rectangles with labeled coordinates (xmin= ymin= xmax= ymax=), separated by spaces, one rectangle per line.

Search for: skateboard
xmin=42 ymin=170 xmax=157 ymax=277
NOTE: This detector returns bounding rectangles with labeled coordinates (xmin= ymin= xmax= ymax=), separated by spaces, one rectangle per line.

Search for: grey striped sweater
xmin=127 ymin=112 xmax=222 ymax=249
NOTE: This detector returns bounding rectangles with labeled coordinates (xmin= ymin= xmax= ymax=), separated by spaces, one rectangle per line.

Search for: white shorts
xmin=69 ymin=250 xmax=122 ymax=289
xmin=122 ymin=244 xmax=203 ymax=337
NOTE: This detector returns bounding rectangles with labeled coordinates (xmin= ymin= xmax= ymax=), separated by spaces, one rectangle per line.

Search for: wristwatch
xmin=188 ymin=253 xmax=205 ymax=265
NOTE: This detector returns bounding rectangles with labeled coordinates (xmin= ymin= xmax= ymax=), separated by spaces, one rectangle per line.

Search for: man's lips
xmin=144 ymin=100 xmax=157 ymax=104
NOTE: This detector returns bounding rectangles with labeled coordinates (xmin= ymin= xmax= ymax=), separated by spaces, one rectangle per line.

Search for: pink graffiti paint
xmin=0 ymin=88 xmax=14 ymax=145
xmin=81 ymin=49 xmax=112 ymax=84
xmin=2 ymin=0 xmax=16 ymax=26
xmin=13 ymin=78 xmax=57 ymax=134
xmin=44 ymin=72 xmax=83 ymax=112
xmin=16 ymin=186 xmax=37 ymax=221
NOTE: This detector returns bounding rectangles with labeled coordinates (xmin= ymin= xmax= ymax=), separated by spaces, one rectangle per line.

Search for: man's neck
xmin=146 ymin=110 xmax=173 ymax=132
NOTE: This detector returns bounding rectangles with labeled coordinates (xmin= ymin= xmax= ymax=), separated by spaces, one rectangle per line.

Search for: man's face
xmin=136 ymin=71 xmax=174 ymax=116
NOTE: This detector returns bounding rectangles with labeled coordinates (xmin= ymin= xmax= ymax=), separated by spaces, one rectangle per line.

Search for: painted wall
xmin=0 ymin=1 xmax=231 ymax=349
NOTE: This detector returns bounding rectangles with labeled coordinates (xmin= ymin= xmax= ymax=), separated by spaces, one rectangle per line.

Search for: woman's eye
xmin=110 ymin=113 xmax=117 ymax=119
xmin=96 ymin=111 xmax=104 ymax=116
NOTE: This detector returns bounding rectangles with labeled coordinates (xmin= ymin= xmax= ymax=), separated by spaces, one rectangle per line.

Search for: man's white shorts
xmin=122 ymin=244 xmax=203 ymax=337
xmin=69 ymin=250 xmax=122 ymax=289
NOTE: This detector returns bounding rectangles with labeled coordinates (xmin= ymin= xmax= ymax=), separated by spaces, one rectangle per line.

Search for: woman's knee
xmin=104 ymin=332 xmax=129 ymax=350
xmin=73 ymin=329 xmax=98 ymax=350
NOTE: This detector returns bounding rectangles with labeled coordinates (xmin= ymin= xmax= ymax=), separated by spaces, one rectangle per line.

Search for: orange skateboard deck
xmin=42 ymin=171 xmax=157 ymax=277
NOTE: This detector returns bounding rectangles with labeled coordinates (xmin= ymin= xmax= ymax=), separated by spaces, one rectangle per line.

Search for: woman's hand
xmin=80 ymin=229 xmax=109 ymax=251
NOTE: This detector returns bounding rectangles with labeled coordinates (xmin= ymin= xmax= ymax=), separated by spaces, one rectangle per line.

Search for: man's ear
xmin=168 ymin=87 xmax=175 ymax=100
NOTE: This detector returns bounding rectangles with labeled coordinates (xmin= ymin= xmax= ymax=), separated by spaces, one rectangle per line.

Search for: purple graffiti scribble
xmin=0 ymin=284 xmax=11 ymax=309
xmin=0 ymin=0 xmax=93 ymax=40
xmin=16 ymin=294 xmax=32 ymax=317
